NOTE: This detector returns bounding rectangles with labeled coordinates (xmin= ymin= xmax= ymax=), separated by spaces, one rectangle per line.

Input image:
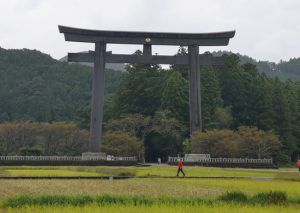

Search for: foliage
xmin=219 ymin=191 xmax=248 ymax=203
xmin=2 ymin=191 xmax=290 ymax=209
xmin=0 ymin=48 xmax=122 ymax=123
xmin=105 ymin=114 xmax=151 ymax=141
xmin=213 ymin=107 xmax=233 ymax=129
xmin=190 ymin=127 xmax=281 ymax=158
xmin=237 ymin=126 xmax=282 ymax=159
xmin=145 ymin=111 xmax=186 ymax=161
xmin=113 ymin=51 xmax=164 ymax=116
xmin=251 ymin=191 xmax=287 ymax=205
xmin=0 ymin=121 xmax=89 ymax=156
xmin=105 ymin=112 xmax=186 ymax=161
xmin=201 ymin=66 xmax=223 ymax=129
xmin=19 ymin=147 xmax=43 ymax=156
xmin=101 ymin=131 xmax=144 ymax=158
xmin=160 ymin=71 xmax=189 ymax=122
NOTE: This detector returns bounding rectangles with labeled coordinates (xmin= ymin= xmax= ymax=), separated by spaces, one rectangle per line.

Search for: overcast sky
xmin=1 ymin=0 xmax=300 ymax=62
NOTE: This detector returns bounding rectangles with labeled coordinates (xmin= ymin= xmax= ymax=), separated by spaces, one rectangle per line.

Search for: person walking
xmin=158 ymin=157 xmax=161 ymax=165
xmin=176 ymin=159 xmax=185 ymax=176
xmin=296 ymin=160 xmax=300 ymax=172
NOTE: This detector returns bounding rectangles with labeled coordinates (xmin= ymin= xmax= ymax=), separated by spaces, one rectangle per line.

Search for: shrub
xmin=117 ymin=171 xmax=136 ymax=177
xmin=251 ymin=191 xmax=287 ymax=205
xmin=101 ymin=131 xmax=144 ymax=157
xmin=219 ymin=191 xmax=248 ymax=203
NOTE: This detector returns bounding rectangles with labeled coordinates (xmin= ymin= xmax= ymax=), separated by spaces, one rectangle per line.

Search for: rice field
xmin=0 ymin=165 xmax=298 ymax=178
xmin=5 ymin=204 xmax=300 ymax=213
xmin=0 ymin=165 xmax=299 ymax=212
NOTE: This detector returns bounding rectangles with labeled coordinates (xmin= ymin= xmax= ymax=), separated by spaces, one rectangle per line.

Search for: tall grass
xmin=6 ymin=203 xmax=300 ymax=213
xmin=6 ymin=204 xmax=300 ymax=213
xmin=3 ymin=191 xmax=290 ymax=208
xmin=251 ymin=191 xmax=287 ymax=205
xmin=219 ymin=191 xmax=248 ymax=203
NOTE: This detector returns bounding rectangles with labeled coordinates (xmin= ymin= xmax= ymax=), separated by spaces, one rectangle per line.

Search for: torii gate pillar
xmin=188 ymin=45 xmax=202 ymax=133
xmin=90 ymin=42 xmax=106 ymax=152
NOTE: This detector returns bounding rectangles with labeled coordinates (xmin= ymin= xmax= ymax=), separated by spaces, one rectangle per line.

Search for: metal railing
xmin=168 ymin=156 xmax=273 ymax=164
xmin=0 ymin=155 xmax=137 ymax=161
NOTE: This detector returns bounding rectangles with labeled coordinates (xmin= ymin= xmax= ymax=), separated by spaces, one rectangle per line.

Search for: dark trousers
xmin=177 ymin=168 xmax=185 ymax=176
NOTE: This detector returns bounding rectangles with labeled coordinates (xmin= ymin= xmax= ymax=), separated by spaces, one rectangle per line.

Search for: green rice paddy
xmin=0 ymin=165 xmax=299 ymax=212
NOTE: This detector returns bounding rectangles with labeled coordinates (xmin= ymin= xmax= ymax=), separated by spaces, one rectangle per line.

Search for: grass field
xmin=0 ymin=165 xmax=299 ymax=212
xmin=5 ymin=204 xmax=300 ymax=213
xmin=0 ymin=165 xmax=298 ymax=179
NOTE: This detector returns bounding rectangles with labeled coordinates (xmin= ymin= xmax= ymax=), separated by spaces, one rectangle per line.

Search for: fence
xmin=168 ymin=156 xmax=273 ymax=164
xmin=0 ymin=155 xmax=137 ymax=162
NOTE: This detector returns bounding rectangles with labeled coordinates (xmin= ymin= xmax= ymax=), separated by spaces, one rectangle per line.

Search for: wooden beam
xmin=59 ymin=25 xmax=235 ymax=46
xmin=188 ymin=45 xmax=202 ymax=134
xmin=68 ymin=52 xmax=94 ymax=62
xmin=67 ymin=52 xmax=225 ymax=65
xmin=89 ymin=42 xmax=106 ymax=152
xmin=143 ymin=44 xmax=152 ymax=56
xmin=106 ymin=53 xmax=188 ymax=65
xmin=64 ymin=33 xmax=230 ymax=46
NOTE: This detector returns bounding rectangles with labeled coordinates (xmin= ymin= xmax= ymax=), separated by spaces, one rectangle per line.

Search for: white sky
xmin=0 ymin=0 xmax=300 ymax=62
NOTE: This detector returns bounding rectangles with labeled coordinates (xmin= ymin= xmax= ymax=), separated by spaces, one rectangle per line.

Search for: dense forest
xmin=0 ymin=47 xmax=299 ymax=163
xmin=213 ymin=51 xmax=300 ymax=80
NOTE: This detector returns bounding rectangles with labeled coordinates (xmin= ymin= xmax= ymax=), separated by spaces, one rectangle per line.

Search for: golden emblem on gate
xmin=145 ymin=37 xmax=151 ymax=43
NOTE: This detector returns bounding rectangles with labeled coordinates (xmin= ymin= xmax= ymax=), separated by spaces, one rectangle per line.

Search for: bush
xmin=19 ymin=147 xmax=43 ymax=156
xmin=251 ymin=191 xmax=287 ymax=205
xmin=190 ymin=127 xmax=281 ymax=159
xmin=117 ymin=171 xmax=136 ymax=177
xmin=219 ymin=191 xmax=248 ymax=203
xmin=101 ymin=131 xmax=144 ymax=157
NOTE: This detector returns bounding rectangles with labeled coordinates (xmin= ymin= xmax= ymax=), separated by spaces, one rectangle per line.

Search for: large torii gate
xmin=59 ymin=25 xmax=235 ymax=152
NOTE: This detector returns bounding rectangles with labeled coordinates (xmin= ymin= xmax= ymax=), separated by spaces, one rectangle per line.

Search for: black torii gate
xmin=59 ymin=25 xmax=235 ymax=152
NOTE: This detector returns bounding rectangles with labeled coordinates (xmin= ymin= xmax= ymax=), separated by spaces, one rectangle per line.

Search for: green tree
xmin=190 ymin=127 xmax=281 ymax=159
xmin=201 ymin=66 xmax=223 ymax=129
xmin=145 ymin=111 xmax=186 ymax=161
xmin=169 ymin=46 xmax=188 ymax=79
xmin=237 ymin=126 xmax=281 ymax=159
xmin=269 ymin=78 xmax=296 ymax=161
xmin=160 ymin=71 xmax=189 ymax=122
xmin=105 ymin=114 xmax=151 ymax=141
xmin=113 ymin=51 xmax=164 ymax=116
xmin=214 ymin=107 xmax=233 ymax=129
xmin=101 ymin=131 xmax=144 ymax=157
xmin=190 ymin=129 xmax=237 ymax=157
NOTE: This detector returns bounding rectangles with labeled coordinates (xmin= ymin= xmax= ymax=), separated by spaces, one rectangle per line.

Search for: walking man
xmin=296 ymin=160 xmax=300 ymax=172
xmin=176 ymin=159 xmax=185 ymax=177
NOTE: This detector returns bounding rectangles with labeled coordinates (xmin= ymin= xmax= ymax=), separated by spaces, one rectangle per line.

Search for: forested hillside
xmin=213 ymin=51 xmax=300 ymax=80
xmin=0 ymin=47 xmax=299 ymax=162
xmin=0 ymin=48 xmax=122 ymax=122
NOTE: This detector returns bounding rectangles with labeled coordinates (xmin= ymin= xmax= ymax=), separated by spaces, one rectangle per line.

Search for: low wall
xmin=0 ymin=160 xmax=137 ymax=166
